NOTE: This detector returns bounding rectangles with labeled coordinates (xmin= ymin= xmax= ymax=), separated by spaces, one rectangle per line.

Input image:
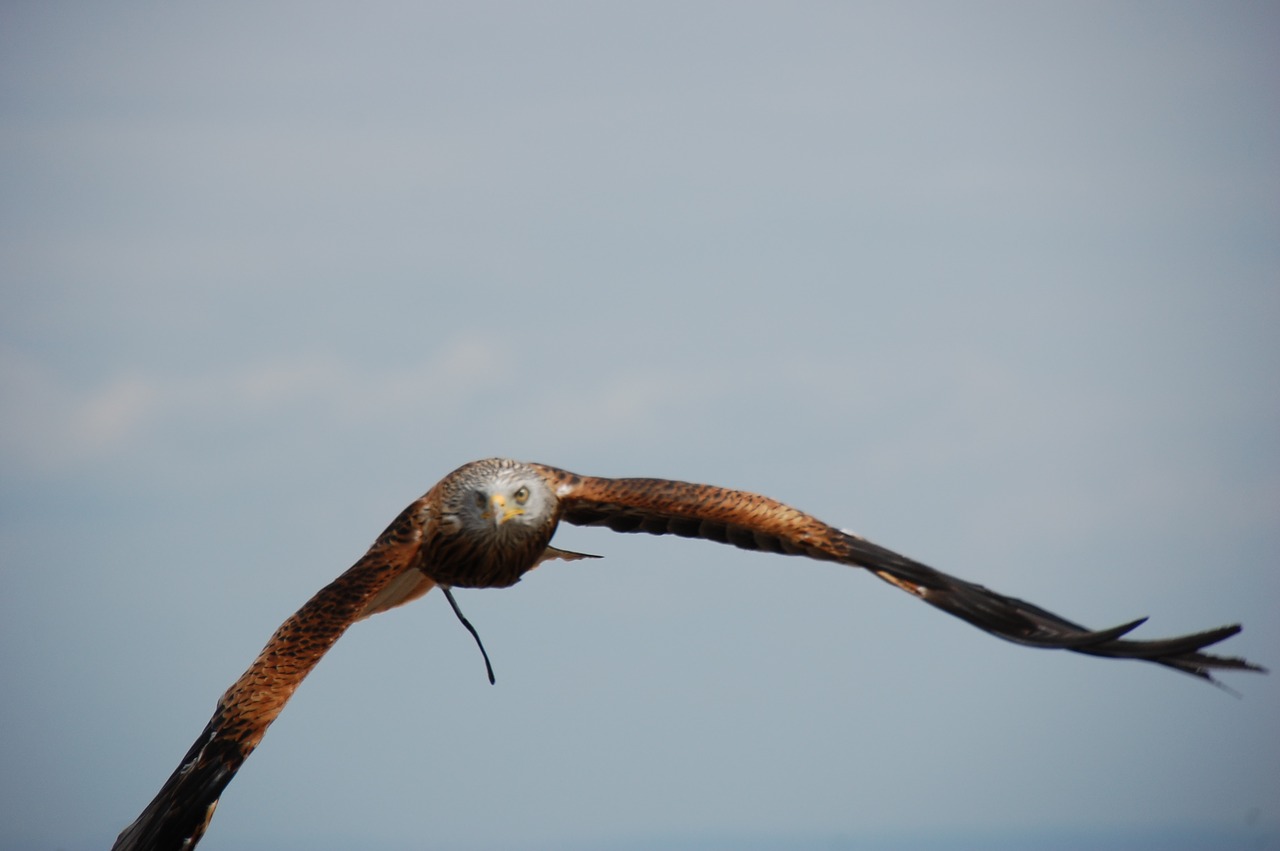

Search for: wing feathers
xmin=112 ymin=501 xmax=431 ymax=851
xmin=540 ymin=472 xmax=843 ymax=563
xmin=111 ymin=718 xmax=237 ymax=851
xmin=535 ymin=465 xmax=1263 ymax=685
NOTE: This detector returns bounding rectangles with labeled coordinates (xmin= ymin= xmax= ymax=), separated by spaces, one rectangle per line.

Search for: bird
xmin=112 ymin=457 xmax=1264 ymax=850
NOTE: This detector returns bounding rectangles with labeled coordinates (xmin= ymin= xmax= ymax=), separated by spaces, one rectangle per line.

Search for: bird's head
xmin=442 ymin=458 xmax=559 ymax=547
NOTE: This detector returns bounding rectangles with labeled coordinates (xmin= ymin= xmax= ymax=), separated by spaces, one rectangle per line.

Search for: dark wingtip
xmin=854 ymin=542 xmax=1266 ymax=688
xmin=1047 ymin=617 xmax=1149 ymax=648
xmin=111 ymin=719 xmax=241 ymax=851
xmin=1073 ymin=622 xmax=1266 ymax=690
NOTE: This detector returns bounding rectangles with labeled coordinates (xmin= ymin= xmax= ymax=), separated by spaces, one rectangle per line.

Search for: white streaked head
xmin=447 ymin=458 xmax=557 ymax=536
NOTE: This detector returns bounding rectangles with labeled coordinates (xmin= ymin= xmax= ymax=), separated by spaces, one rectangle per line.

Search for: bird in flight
xmin=113 ymin=458 xmax=1264 ymax=851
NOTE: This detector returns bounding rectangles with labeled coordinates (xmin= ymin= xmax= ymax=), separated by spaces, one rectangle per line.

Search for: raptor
xmin=113 ymin=458 xmax=1264 ymax=850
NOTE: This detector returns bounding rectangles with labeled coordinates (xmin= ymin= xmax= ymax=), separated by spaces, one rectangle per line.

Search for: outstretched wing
xmin=111 ymin=499 xmax=435 ymax=851
xmin=531 ymin=464 xmax=1264 ymax=685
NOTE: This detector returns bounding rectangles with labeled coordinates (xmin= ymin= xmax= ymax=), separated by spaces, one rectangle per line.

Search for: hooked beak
xmin=488 ymin=493 xmax=525 ymax=525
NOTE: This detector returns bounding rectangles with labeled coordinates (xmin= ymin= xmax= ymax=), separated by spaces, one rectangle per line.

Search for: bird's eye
xmin=513 ymin=486 xmax=530 ymax=504
xmin=474 ymin=492 xmax=487 ymax=509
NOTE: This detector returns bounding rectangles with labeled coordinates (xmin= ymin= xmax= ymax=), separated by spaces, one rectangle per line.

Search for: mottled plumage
xmin=113 ymin=458 xmax=1265 ymax=851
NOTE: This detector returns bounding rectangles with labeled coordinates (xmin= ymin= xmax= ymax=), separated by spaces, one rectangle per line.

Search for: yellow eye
xmin=513 ymin=486 xmax=530 ymax=504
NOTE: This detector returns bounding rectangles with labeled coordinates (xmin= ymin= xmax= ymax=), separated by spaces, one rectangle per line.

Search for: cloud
xmin=0 ymin=336 xmax=512 ymax=475
xmin=73 ymin=374 xmax=159 ymax=450
xmin=0 ymin=349 xmax=157 ymax=472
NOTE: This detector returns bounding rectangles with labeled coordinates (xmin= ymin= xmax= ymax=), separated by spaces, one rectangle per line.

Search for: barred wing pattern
xmin=534 ymin=465 xmax=1260 ymax=683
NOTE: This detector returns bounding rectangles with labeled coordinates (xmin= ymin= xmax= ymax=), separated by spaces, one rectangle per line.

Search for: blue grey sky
xmin=2 ymin=3 xmax=1277 ymax=850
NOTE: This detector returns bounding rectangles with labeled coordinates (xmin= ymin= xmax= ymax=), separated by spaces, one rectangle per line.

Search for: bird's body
xmin=415 ymin=457 xmax=562 ymax=588
xmin=112 ymin=458 xmax=1264 ymax=851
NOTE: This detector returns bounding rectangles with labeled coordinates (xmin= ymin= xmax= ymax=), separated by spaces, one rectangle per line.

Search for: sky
xmin=1 ymin=3 xmax=1278 ymax=850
